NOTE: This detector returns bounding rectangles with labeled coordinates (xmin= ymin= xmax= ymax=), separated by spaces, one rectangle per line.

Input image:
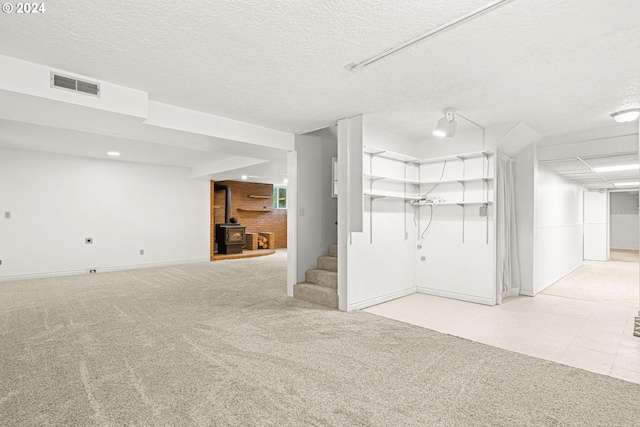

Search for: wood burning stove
xmin=214 ymin=183 xmax=245 ymax=254
xmin=216 ymin=224 xmax=245 ymax=254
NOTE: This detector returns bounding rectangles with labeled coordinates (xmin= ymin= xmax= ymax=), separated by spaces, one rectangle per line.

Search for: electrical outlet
xmin=417 ymin=244 xmax=422 ymax=249
xmin=420 ymin=256 xmax=426 ymax=261
xmin=140 ymin=249 xmax=144 ymax=255
xmin=0 ymin=260 xmax=2 ymax=265
xmin=88 ymin=268 xmax=97 ymax=274
xmin=85 ymin=238 xmax=93 ymax=244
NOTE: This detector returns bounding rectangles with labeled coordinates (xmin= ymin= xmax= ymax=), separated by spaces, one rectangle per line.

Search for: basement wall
xmin=0 ymin=147 xmax=209 ymax=281
xmin=414 ymin=130 xmax=496 ymax=305
xmin=610 ymin=192 xmax=639 ymax=251
xmin=346 ymin=124 xmax=417 ymax=310
xmin=534 ymin=167 xmax=584 ymax=293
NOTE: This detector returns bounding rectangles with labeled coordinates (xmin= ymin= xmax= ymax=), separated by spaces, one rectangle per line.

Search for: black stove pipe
xmin=214 ymin=183 xmax=231 ymax=223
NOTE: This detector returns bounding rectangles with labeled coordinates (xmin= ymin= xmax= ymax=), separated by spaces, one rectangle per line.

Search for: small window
xmin=273 ymin=187 xmax=287 ymax=209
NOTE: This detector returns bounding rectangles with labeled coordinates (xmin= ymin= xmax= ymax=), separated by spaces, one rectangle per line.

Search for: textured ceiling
xmin=539 ymin=153 xmax=640 ymax=189
xmin=1 ymin=0 xmax=639 ymax=140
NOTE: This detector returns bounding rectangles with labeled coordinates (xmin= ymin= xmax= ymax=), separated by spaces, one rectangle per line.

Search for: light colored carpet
xmin=542 ymin=251 xmax=639 ymax=307
xmin=1 ymin=250 xmax=639 ymax=426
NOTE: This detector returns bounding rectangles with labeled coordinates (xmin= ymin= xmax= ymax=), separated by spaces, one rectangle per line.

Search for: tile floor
xmin=364 ymin=288 xmax=640 ymax=384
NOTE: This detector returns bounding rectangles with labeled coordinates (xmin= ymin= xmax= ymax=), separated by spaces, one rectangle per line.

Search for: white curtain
xmin=496 ymin=154 xmax=521 ymax=304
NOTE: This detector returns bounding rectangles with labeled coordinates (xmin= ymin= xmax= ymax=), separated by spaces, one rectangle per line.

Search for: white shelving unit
xmin=415 ymin=151 xmax=494 ymax=164
xmin=363 ymin=191 xmax=421 ymax=201
xmin=365 ymin=173 xmax=493 ymax=187
xmin=363 ymin=145 xmax=494 ymax=243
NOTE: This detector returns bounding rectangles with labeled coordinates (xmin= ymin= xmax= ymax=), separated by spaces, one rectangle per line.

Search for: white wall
xmin=0 ymin=148 xmax=209 ymax=280
xmin=294 ymin=131 xmax=338 ymax=283
xmin=345 ymin=123 xmax=417 ymax=310
xmin=414 ymin=130 xmax=496 ymax=305
xmin=294 ymin=134 xmax=323 ymax=282
xmin=534 ymin=167 xmax=584 ymax=293
xmin=610 ymin=191 xmax=639 ymax=250
xmin=320 ymin=129 xmax=338 ymax=254
xmin=584 ymin=191 xmax=609 ymax=261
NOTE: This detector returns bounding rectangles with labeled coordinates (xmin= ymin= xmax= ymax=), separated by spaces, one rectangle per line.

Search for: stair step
xmin=328 ymin=243 xmax=338 ymax=257
xmin=317 ymin=256 xmax=337 ymax=272
xmin=293 ymin=283 xmax=338 ymax=309
xmin=305 ymin=269 xmax=337 ymax=289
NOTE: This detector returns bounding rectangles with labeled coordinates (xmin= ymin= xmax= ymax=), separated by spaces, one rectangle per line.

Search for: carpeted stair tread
xmin=293 ymin=283 xmax=339 ymax=308
xmin=305 ymin=269 xmax=337 ymax=289
xmin=328 ymin=243 xmax=338 ymax=257
xmin=317 ymin=255 xmax=337 ymax=272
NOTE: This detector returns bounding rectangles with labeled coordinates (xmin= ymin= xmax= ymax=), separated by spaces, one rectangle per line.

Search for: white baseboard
xmin=0 ymin=268 xmax=87 ymax=282
xmin=0 ymin=258 xmax=210 ymax=283
xmin=348 ymin=287 xmax=416 ymax=311
xmin=416 ymin=287 xmax=495 ymax=306
xmin=99 ymin=258 xmax=209 ymax=273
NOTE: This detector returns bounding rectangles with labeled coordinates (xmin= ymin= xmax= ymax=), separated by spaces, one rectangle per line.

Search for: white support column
xmin=286 ymin=150 xmax=297 ymax=297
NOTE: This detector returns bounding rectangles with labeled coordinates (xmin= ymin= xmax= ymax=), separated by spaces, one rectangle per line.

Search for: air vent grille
xmin=76 ymin=80 xmax=99 ymax=95
xmin=50 ymin=72 xmax=100 ymax=97
xmin=53 ymin=74 xmax=76 ymax=90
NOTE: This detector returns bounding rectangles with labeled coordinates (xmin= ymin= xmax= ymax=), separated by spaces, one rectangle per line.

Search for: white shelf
xmin=363 ymin=146 xmax=419 ymax=163
xmin=420 ymin=177 xmax=493 ymax=186
xmin=416 ymin=151 xmax=494 ymax=165
xmin=364 ymin=192 xmax=421 ymax=201
xmin=363 ymin=191 xmax=493 ymax=205
xmin=364 ymin=174 xmax=421 ymax=185
xmin=410 ymin=200 xmax=493 ymax=206
xmin=364 ymin=145 xmax=493 ymax=165
xmin=365 ymin=174 xmax=492 ymax=186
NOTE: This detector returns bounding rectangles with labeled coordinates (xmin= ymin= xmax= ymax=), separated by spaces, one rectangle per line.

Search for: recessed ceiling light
xmin=283 ymin=178 xmax=288 ymax=184
xmin=611 ymin=109 xmax=640 ymax=123
xmin=593 ymin=164 xmax=640 ymax=173
xmin=613 ymin=182 xmax=639 ymax=187
xmin=107 ymin=151 xmax=120 ymax=156
xmin=241 ymin=175 xmax=248 ymax=180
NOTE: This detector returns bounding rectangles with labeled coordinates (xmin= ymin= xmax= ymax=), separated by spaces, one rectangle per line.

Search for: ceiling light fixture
xmin=433 ymin=108 xmax=457 ymax=138
xmin=613 ymin=182 xmax=640 ymax=187
xmin=593 ymin=164 xmax=640 ymax=173
xmin=611 ymin=109 xmax=640 ymax=123
xmin=283 ymin=178 xmax=289 ymax=184
xmin=344 ymin=0 xmax=515 ymax=72
xmin=107 ymin=151 xmax=120 ymax=156
xmin=241 ymin=175 xmax=248 ymax=180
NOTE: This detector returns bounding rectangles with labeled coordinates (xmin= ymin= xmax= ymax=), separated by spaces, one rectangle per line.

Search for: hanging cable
xmin=423 ymin=160 xmax=448 ymax=198
xmin=418 ymin=160 xmax=448 ymax=238
xmin=421 ymin=205 xmax=434 ymax=239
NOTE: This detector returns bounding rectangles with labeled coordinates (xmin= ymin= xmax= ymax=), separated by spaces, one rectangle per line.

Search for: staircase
xmin=293 ymin=243 xmax=338 ymax=309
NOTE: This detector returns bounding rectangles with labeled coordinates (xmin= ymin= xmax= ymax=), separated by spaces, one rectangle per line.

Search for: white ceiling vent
xmin=50 ymin=72 xmax=100 ymax=97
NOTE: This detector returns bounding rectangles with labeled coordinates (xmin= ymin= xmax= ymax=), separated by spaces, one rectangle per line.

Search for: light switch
xmin=298 ymin=208 xmax=304 ymax=216
xmin=4 ymin=212 xmax=10 ymax=219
